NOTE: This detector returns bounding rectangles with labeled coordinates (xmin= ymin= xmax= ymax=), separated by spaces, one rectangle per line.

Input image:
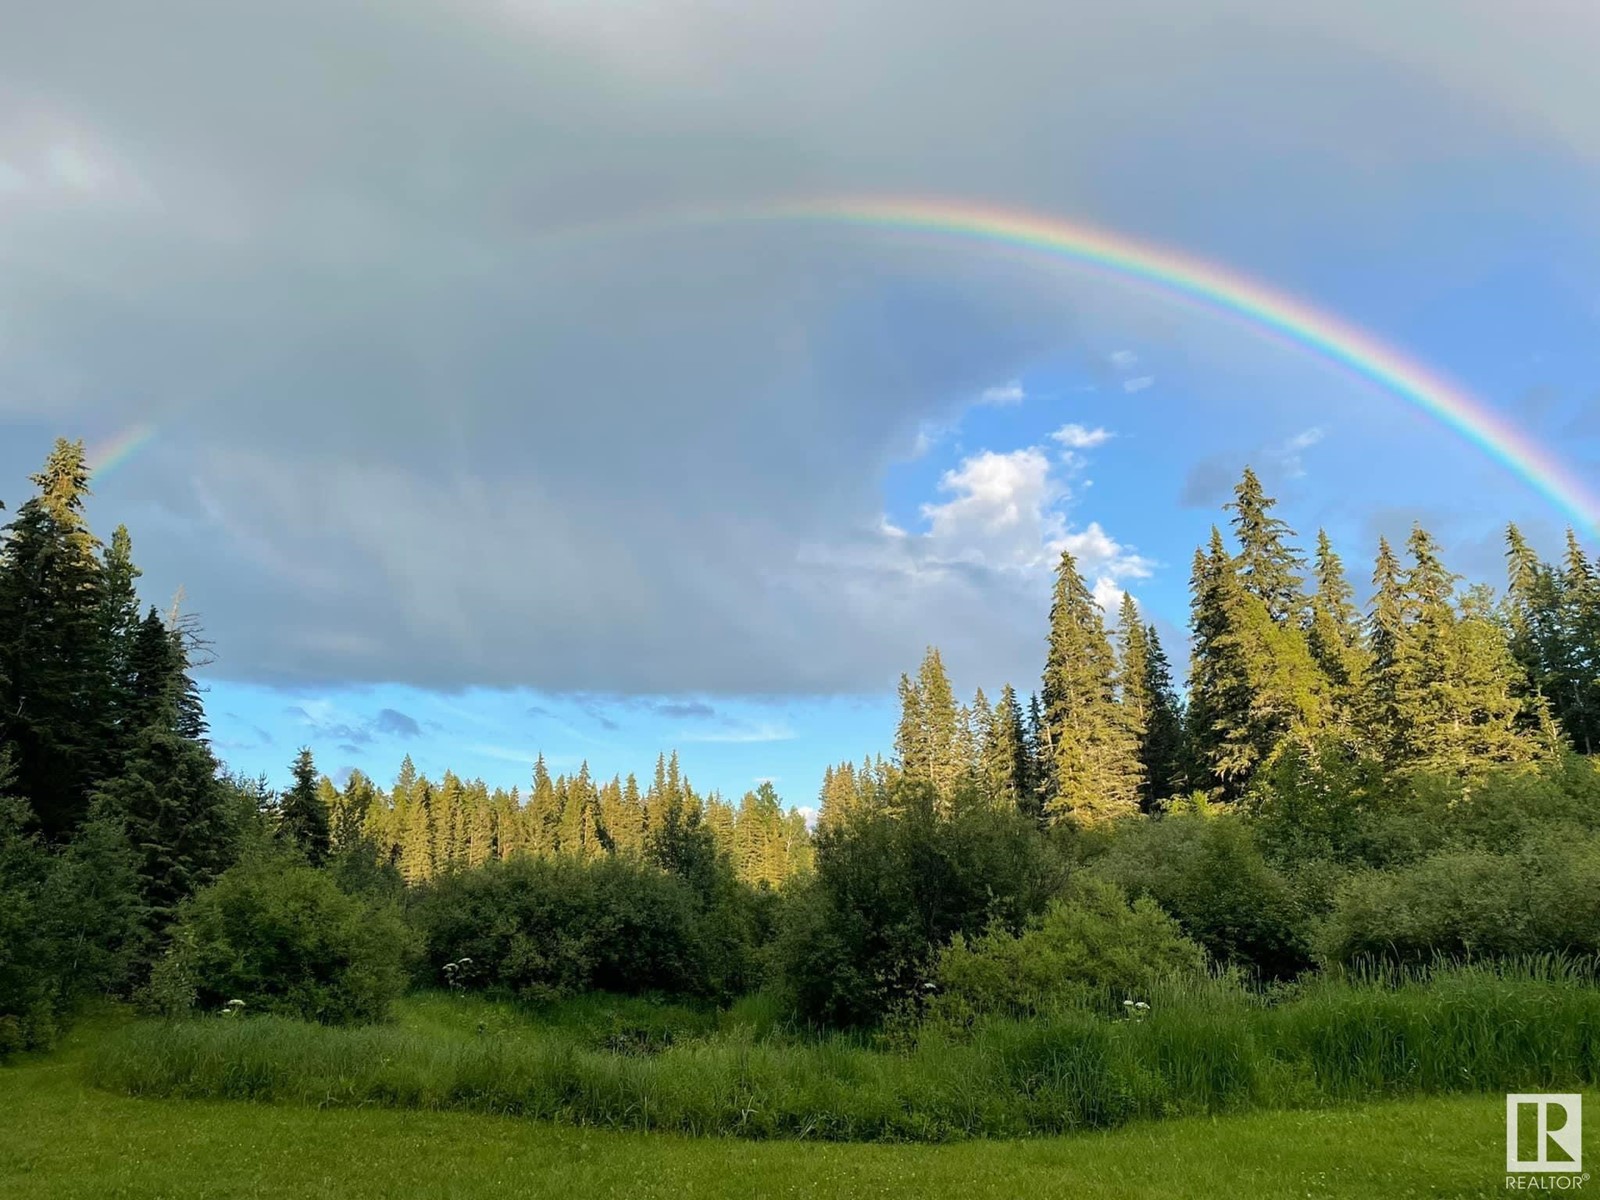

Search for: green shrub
xmin=1092 ymin=813 xmax=1311 ymax=978
xmin=0 ymin=792 xmax=144 ymax=1057
xmin=148 ymin=855 xmax=415 ymax=1024
xmin=407 ymin=854 xmax=749 ymax=1002
xmin=1316 ymin=825 xmax=1600 ymax=967
xmin=775 ymin=781 xmax=1066 ymax=1028
xmin=926 ymin=875 xmax=1206 ymax=1026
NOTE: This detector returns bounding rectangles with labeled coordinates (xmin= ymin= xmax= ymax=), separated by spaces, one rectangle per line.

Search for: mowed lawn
xmin=0 ymin=1030 xmax=1518 ymax=1200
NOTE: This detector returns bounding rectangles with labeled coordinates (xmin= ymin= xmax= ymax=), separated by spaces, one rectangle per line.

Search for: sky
xmin=2 ymin=0 xmax=1599 ymax=810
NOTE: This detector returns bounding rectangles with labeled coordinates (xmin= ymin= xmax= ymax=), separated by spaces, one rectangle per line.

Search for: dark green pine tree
xmin=1363 ymin=535 xmax=1410 ymax=765
xmin=278 ymin=748 xmax=331 ymax=865
xmin=91 ymin=694 xmax=230 ymax=943
xmin=1041 ymin=550 xmax=1140 ymax=825
xmin=0 ymin=439 xmax=111 ymax=838
xmin=1024 ymin=691 xmax=1048 ymax=818
xmin=981 ymin=683 xmax=1032 ymax=816
xmin=1140 ymin=623 xmax=1186 ymax=806
xmin=1113 ymin=593 xmax=1154 ymax=810
xmin=1305 ymin=529 xmax=1368 ymax=739
xmin=1184 ymin=529 xmax=1239 ymax=794
xmin=99 ymin=524 xmax=144 ymax=766
xmin=1225 ymin=466 xmax=1305 ymax=624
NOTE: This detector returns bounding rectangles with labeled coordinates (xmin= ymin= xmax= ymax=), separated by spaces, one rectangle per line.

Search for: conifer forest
xmin=5 ymin=435 xmax=1600 ymax=1158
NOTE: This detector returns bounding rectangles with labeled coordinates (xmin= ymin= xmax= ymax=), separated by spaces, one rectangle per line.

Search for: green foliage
xmin=776 ymin=780 xmax=1066 ymax=1027
xmin=277 ymin=748 xmax=331 ymax=865
xmin=1041 ymin=551 xmax=1142 ymax=824
xmin=1315 ymin=826 xmax=1600 ymax=967
xmin=1092 ymin=814 xmax=1312 ymax=978
xmin=0 ymin=439 xmax=112 ymax=839
xmin=926 ymin=875 xmax=1207 ymax=1026
xmin=407 ymin=854 xmax=753 ymax=1002
xmin=89 ymin=962 xmax=1600 ymax=1142
xmin=149 ymin=855 xmax=415 ymax=1024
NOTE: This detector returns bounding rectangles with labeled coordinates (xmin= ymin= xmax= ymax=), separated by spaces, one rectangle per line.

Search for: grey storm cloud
xmin=1 ymin=0 xmax=1597 ymax=696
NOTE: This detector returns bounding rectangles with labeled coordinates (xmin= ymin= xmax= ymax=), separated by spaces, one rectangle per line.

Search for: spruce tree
xmin=1040 ymin=550 xmax=1140 ymax=824
xmin=1225 ymin=466 xmax=1305 ymax=623
xmin=981 ymin=684 xmax=1031 ymax=815
xmin=278 ymin=748 xmax=331 ymax=865
xmin=1140 ymin=624 xmax=1186 ymax=803
xmin=1114 ymin=593 xmax=1152 ymax=809
xmin=1364 ymin=535 xmax=1409 ymax=764
xmin=0 ymin=440 xmax=111 ymax=838
xmin=1305 ymin=529 xmax=1368 ymax=737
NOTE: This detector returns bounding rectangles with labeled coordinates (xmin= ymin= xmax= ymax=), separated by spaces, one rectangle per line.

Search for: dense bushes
xmin=407 ymin=855 xmax=754 ymax=1002
xmin=1091 ymin=813 xmax=1312 ymax=978
xmin=926 ymin=875 xmax=1207 ymax=1027
xmin=1316 ymin=826 xmax=1600 ymax=966
xmin=0 ymin=793 xmax=144 ymax=1056
xmin=775 ymin=782 xmax=1066 ymax=1027
xmin=149 ymin=854 xmax=415 ymax=1024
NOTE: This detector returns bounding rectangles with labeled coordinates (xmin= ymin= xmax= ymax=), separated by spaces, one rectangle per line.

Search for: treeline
xmin=819 ymin=467 xmax=1579 ymax=833
xmin=316 ymin=752 xmax=812 ymax=888
xmin=6 ymin=437 xmax=1600 ymax=1049
xmin=1 ymin=441 xmax=256 ymax=1051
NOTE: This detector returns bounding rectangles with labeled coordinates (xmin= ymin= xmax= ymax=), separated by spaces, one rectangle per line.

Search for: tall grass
xmin=87 ymin=962 xmax=1600 ymax=1142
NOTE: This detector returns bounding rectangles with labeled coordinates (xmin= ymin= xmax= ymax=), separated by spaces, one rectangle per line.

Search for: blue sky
xmin=2 ymin=0 xmax=1599 ymax=811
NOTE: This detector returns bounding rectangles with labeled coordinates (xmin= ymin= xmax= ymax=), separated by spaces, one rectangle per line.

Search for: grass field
xmin=84 ymin=968 xmax=1600 ymax=1142
xmin=0 ymin=1025 xmax=1526 ymax=1199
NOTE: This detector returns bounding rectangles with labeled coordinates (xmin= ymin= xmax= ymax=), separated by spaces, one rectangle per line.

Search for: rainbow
xmin=88 ymin=196 xmax=1600 ymax=532
xmin=86 ymin=422 xmax=157 ymax=478
xmin=726 ymin=197 xmax=1598 ymax=534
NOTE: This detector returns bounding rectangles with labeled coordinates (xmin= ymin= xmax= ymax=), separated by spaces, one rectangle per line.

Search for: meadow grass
xmin=85 ymin=961 xmax=1600 ymax=1141
xmin=0 ymin=1019 xmax=1532 ymax=1199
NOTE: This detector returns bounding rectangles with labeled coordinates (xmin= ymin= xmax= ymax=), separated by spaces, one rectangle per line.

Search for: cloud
xmin=285 ymin=700 xmax=422 ymax=746
xmin=1121 ymin=376 xmax=1156 ymax=394
xmin=1109 ymin=350 xmax=1139 ymax=370
xmin=1 ymin=0 xmax=1592 ymax=699
xmin=979 ymin=380 xmax=1025 ymax=405
xmin=374 ymin=708 xmax=422 ymax=738
xmin=1181 ymin=427 xmax=1328 ymax=508
xmin=654 ymin=700 xmax=718 ymax=720
xmin=1051 ymin=424 xmax=1114 ymax=450
xmin=679 ymin=722 xmax=796 ymax=744
xmin=1275 ymin=427 xmax=1326 ymax=478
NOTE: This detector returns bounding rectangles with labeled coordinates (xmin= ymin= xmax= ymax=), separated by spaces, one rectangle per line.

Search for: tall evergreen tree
xmin=1040 ymin=550 xmax=1140 ymax=824
xmin=278 ymin=748 xmax=331 ymax=865
xmin=0 ymin=440 xmax=111 ymax=838
xmin=1225 ymin=466 xmax=1305 ymax=623
xmin=1140 ymin=624 xmax=1185 ymax=804
xmin=1305 ymin=529 xmax=1368 ymax=738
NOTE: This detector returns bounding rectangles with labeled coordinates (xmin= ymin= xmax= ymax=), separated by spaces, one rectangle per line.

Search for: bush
xmin=0 ymin=793 xmax=144 ymax=1057
xmin=1092 ymin=813 xmax=1311 ymax=979
xmin=926 ymin=875 xmax=1207 ymax=1027
xmin=149 ymin=855 xmax=415 ymax=1024
xmin=775 ymin=781 xmax=1067 ymax=1028
xmin=1315 ymin=825 xmax=1600 ymax=967
xmin=406 ymin=854 xmax=750 ymax=1002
